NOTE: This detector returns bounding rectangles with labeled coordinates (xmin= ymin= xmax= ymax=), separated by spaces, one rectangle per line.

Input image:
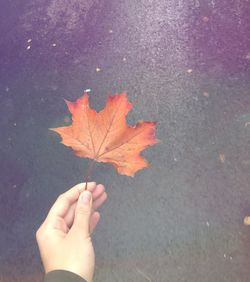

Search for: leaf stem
xmin=84 ymin=159 xmax=96 ymax=190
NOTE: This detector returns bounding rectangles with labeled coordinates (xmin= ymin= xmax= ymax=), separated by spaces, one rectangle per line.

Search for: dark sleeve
xmin=44 ymin=270 xmax=87 ymax=282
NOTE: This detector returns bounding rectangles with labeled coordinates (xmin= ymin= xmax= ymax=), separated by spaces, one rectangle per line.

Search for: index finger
xmin=47 ymin=182 xmax=96 ymax=220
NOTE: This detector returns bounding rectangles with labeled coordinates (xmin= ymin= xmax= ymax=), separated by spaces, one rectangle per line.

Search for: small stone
xmin=219 ymin=153 xmax=225 ymax=163
xmin=27 ymin=38 xmax=32 ymax=43
xmin=202 ymin=16 xmax=209 ymax=23
xmin=203 ymin=92 xmax=210 ymax=97
xmin=96 ymin=67 xmax=101 ymax=72
xmin=52 ymin=43 xmax=57 ymax=47
xmin=187 ymin=69 xmax=193 ymax=74
xmin=27 ymin=45 xmax=31 ymax=50
xmin=244 ymin=216 xmax=250 ymax=225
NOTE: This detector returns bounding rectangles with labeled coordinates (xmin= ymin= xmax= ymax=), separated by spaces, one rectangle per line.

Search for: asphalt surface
xmin=0 ymin=0 xmax=250 ymax=281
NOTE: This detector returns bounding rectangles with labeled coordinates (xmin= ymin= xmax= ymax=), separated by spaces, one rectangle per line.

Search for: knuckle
xmin=57 ymin=193 xmax=70 ymax=204
xmin=57 ymin=193 xmax=65 ymax=201
xmin=35 ymin=223 xmax=49 ymax=241
xmin=35 ymin=227 xmax=43 ymax=241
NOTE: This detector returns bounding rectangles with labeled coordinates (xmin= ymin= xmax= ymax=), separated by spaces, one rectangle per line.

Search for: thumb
xmin=71 ymin=190 xmax=92 ymax=238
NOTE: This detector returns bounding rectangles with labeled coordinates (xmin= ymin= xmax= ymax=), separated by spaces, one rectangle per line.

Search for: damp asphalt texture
xmin=0 ymin=1 xmax=250 ymax=281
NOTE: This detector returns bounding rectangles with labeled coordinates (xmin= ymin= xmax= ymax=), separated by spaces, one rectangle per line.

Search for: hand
xmin=36 ymin=182 xmax=107 ymax=282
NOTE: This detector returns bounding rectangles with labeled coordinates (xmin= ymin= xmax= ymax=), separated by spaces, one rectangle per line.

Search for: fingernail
xmin=80 ymin=191 xmax=91 ymax=204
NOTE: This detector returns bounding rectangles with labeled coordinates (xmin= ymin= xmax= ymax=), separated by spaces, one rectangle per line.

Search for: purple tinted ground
xmin=0 ymin=1 xmax=250 ymax=281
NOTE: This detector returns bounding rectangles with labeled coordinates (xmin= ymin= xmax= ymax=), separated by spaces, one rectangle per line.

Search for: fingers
xmin=70 ymin=190 xmax=93 ymax=238
xmin=86 ymin=182 xmax=98 ymax=193
xmin=92 ymin=184 xmax=105 ymax=199
xmin=46 ymin=182 xmax=96 ymax=222
xmin=93 ymin=191 xmax=107 ymax=210
xmin=63 ymin=184 xmax=107 ymax=228
xmin=90 ymin=211 xmax=100 ymax=234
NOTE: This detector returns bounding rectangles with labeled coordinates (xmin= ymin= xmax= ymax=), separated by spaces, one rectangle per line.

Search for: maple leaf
xmin=50 ymin=92 xmax=159 ymax=177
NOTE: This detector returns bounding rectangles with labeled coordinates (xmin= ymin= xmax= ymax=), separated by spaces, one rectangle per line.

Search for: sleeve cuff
xmin=44 ymin=269 xmax=87 ymax=282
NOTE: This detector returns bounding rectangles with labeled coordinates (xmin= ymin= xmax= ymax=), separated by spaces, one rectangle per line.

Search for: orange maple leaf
xmin=50 ymin=92 xmax=159 ymax=177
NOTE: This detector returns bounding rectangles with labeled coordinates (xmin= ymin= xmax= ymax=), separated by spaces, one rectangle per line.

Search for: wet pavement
xmin=0 ymin=1 xmax=250 ymax=281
